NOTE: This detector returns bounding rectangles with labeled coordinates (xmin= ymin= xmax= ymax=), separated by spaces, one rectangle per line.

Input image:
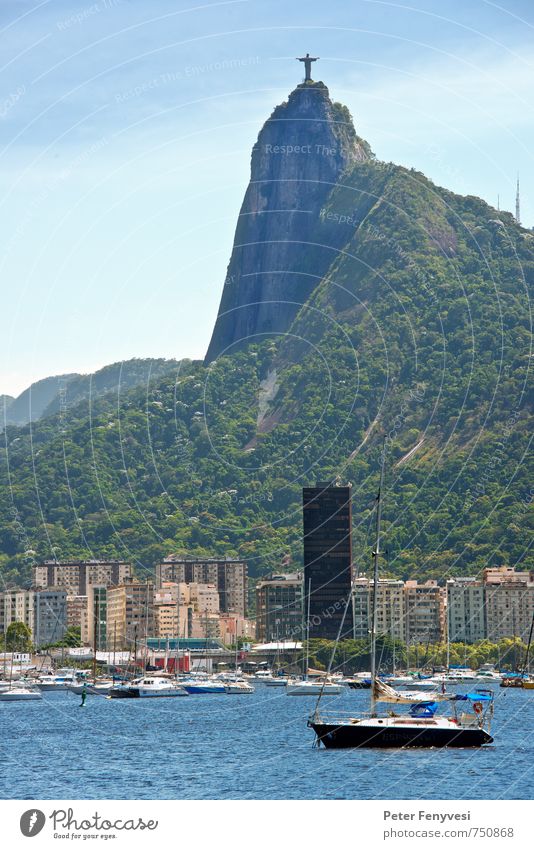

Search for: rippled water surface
xmin=0 ymin=684 xmax=532 ymax=799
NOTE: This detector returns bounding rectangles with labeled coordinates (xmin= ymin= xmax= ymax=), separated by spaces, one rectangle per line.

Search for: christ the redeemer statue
xmin=297 ymin=53 xmax=319 ymax=82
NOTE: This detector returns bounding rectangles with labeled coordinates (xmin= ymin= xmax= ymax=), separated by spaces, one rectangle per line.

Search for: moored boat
xmin=287 ymin=678 xmax=343 ymax=696
xmin=109 ymin=675 xmax=188 ymax=698
xmin=309 ymin=695 xmax=494 ymax=748
xmin=180 ymin=678 xmax=226 ymax=694
xmin=68 ymin=679 xmax=116 ymax=696
xmin=225 ymin=680 xmax=255 ymax=694
xmin=36 ymin=670 xmax=79 ymax=692
xmin=0 ymin=685 xmax=42 ymax=701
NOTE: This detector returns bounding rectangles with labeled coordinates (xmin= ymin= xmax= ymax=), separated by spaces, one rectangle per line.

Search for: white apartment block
xmin=404 ymin=581 xmax=445 ymax=644
xmin=447 ymin=578 xmax=486 ymax=643
xmin=0 ymin=589 xmax=35 ymax=634
xmin=485 ymin=579 xmax=534 ymax=642
xmin=352 ymin=578 xmax=406 ymax=641
xmin=0 ymin=588 xmax=67 ymax=647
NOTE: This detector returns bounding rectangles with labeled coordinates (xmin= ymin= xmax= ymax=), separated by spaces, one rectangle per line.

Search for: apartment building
xmin=156 ymin=557 xmax=247 ymax=616
xmin=0 ymin=588 xmax=67 ymax=647
xmin=446 ymin=578 xmax=486 ymax=643
xmin=484 ymin=577 xmax=534 ymax=642
xmin=106 ymin=582 xmax=154 ymax=650
xmin=34 ymin=560 xmax=132 ymax=596
xmin=403 ymin=581 xmax=445 ymax=644
xmin=352 ymin=578 xmax=406 ymax=641
xmin=255 ymin=572 xmax=303 ymax=642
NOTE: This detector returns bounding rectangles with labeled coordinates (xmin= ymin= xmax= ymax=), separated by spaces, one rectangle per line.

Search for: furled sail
xmin=373 ymin=679 xmax=451 ymax=703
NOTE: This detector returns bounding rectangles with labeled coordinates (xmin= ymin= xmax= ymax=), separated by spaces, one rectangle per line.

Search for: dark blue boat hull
xmin=309 ymin=721 xmax=493 ymax=748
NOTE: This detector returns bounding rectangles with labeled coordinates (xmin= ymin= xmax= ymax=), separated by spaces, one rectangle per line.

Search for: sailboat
xmin=308 ymin=456 xmax=494 ymax=748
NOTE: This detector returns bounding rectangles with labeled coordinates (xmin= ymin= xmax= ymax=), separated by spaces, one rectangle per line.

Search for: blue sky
xmin=1 ymin=0 xmax=533 ymax=396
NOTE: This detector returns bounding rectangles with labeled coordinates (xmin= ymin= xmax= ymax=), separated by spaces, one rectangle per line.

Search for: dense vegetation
xmin=0 ymin=154 xmax=532 ymax=589
xmin=304 ymin=637 xmax=530 ymax=674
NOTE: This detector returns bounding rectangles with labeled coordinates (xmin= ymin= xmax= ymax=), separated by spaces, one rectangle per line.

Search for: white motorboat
xmin=475 ymin=664 xmax=501 ymax=678
xmin=180 ymin=677 xmax=226 ymax=694
xmin=474 ymin=670 xmax=502 ymax=682
xmin=0 ymin=679 xmax=28 ymax=691
xmin=0 ymin=686 xmax=42 ymax=701
xmin=36 ymin=670 xmax=79 ymax=691
xmin=388 ymin=675 xmax=415 ymax=686
xmin=68 ymin=680 xmax=116 ymax=696
xmin=427 ymin=675 xmax=462 ymax=687
xmin=264 ymin=677 xmax=289 ymax=687
xmin=254 ymin=669 xmax=274 ymax=683
xmin=225 ymin=680 xmax=255 ymax=694
xmin=445 ymin=670 xmax=477 ymax=682
xmin=109 ymin=675 xmax=188 ymax=698
xmin=398 ymin=678 xmax=438 ymax=691
xmin=287 ymin=679 xmax=343 ymax=696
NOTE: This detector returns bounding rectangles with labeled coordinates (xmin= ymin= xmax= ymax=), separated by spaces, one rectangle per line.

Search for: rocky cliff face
xmin=205 ymin=82 xmax=372 ymax=362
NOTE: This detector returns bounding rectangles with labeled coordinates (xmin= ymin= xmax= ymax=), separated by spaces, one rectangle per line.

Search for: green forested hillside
xmin=0 ymin=157 xmax=532 ymax=587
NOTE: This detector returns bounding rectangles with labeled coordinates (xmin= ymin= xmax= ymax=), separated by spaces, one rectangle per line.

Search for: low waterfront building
xmin=219 ymin=613 xmax=254 ymax=644
xmin=446 ymin=578 xmax=486 ymax=643
xmin=255 ymin=572 xmax=303 ymax=642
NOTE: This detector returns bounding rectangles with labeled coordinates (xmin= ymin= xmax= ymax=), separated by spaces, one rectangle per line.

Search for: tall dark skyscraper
xmin=303 ymin=482 xmax=354 ymax=640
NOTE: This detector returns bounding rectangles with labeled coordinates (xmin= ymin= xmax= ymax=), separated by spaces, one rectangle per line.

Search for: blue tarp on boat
xmin=454 ymin=691 xmax=493 ymax=701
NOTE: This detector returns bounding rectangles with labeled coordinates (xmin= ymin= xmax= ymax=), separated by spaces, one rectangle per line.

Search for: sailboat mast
xmin=144 ymin=582 xmax=149 ymax=673
xmin=176 ymin=584 xmax=180 ymax=677
xmin=522 ymin=611 xmax=534 ymax=675
xmin=235 ymin=618 xmax=238 ymax=677
xmin=446 ymin=611 xmax=450 ymax=671
xmin=112 ymin=621 xmax=117 ymax=681
xmin=305 ymin=578 xmax=311 ymax=681
xmin=370 ymin=449 xmax=385 ymax=717
xmin=92 ymin=595 xmax=98 ymax=684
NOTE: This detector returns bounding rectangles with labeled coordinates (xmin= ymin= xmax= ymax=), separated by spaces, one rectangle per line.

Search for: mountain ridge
xmin=0 ymin=81 xmax=531 ymax=588
xmin=1 ymin=358 xmax=181 ymax=430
